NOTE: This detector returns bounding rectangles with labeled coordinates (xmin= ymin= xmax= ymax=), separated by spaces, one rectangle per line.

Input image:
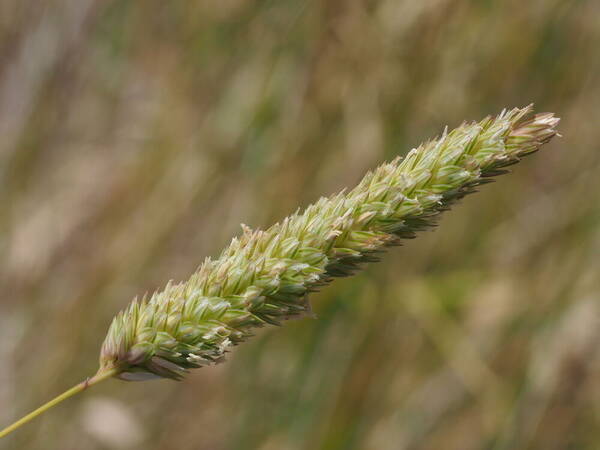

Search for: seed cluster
xmin=99 ymin=106 xmax=559 ymax=381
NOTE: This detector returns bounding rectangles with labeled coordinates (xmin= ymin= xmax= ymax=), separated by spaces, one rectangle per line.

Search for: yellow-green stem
xmin=0 ymin=367 xmax=119 ymax=439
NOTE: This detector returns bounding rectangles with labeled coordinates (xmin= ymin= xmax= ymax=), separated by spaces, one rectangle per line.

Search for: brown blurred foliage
xmin=1 ymin=1 xmax=599 ymax=449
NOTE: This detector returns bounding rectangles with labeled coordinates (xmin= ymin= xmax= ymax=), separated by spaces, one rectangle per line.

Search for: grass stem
xmin=0 ymin=367 xmax=119 ymax=439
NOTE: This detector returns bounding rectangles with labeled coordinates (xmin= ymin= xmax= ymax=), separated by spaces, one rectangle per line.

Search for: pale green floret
xmin=99 ymin=106 xmax=560 ymax=381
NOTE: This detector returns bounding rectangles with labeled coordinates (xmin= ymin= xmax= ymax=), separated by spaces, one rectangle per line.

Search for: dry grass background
xmin=1 ymin=1 xmax=599 ymax=449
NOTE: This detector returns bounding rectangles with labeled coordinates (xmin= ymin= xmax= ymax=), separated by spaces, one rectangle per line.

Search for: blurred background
xmin=1 ymin=1 xmax=599 ymax=449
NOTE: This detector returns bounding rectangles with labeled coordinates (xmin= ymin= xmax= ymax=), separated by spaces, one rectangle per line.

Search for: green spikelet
xmin=0 ymin=106 xmax=560 ymax=439
xmin=98 ymin=105 xmax=559 ymax=381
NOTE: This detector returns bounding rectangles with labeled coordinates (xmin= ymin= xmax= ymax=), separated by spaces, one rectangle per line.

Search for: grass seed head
xmin=99 ymin=106 xmax=560 ymax=381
